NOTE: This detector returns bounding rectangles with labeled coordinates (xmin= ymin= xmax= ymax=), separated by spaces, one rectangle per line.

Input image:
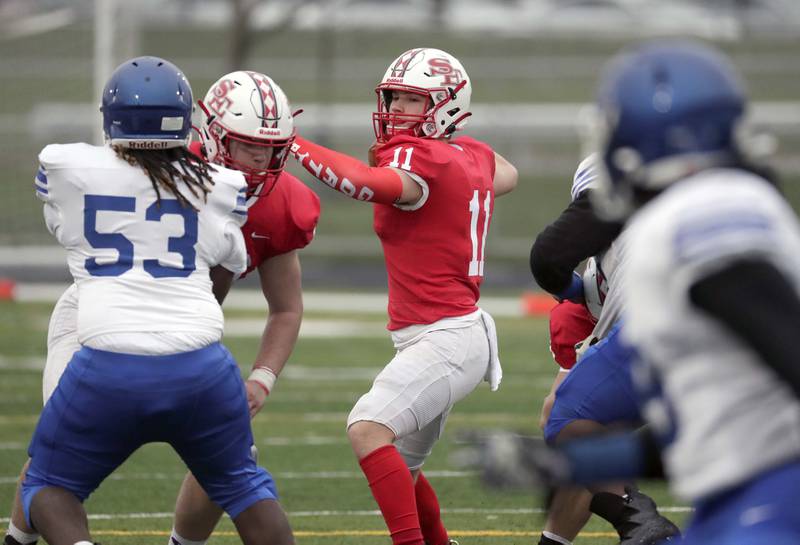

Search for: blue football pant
xmin=22 ymin=343 xmax=276 ymax=526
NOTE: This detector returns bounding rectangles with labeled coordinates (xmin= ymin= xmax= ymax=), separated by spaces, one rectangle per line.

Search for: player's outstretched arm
xmin=291 ymin=135 xmax=422 ymax=204
xmin=244 ymin=251 xmax=304 ymax=418
xmin=493 ymin=151 xmax=518 ymax=197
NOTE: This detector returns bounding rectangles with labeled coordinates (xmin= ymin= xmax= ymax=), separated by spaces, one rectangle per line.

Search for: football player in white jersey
xmin=4 ymin=70 xmax=316 ymax=545
xmin=16 ymin=57 xmax=294 ymax=545
xmin=478 ymin=40 xmax=800 ymax=545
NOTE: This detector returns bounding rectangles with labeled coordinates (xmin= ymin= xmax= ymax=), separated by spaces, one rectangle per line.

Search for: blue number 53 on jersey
xmin=83 ymin=194 xmax=198 ymax=277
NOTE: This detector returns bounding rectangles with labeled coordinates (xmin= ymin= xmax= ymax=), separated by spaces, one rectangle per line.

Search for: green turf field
xmin=0 ymin=295 xmax=686 ymax=544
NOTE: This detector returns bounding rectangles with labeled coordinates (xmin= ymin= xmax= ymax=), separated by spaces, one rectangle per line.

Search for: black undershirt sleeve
xmin=529 ymin=190 xmax=623 ymax=294
xmin=689 ymin=259 xmax=800 ymax=400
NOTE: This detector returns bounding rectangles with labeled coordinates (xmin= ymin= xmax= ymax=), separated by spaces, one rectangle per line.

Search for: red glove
xmin=292 ymin=136 xmax=403 ymax=204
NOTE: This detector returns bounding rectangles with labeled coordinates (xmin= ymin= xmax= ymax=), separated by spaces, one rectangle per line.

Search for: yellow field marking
xmin=91 ymin=529 xmax=619 ymax=538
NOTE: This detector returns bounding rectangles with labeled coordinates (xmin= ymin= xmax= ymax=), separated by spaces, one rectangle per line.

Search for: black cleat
xmin=617 ymin=487 xmax=681 ymax=544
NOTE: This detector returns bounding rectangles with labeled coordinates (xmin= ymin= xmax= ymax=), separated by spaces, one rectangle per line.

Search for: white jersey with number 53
xmin=35 ymin=143 xmax=248 ymax=353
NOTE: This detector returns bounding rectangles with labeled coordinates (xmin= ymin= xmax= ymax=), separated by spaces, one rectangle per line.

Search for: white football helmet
xmin=198 ymin=71 xmax=295 ymax=196
xmin=582 ymin=257 xmax=608 ymax=321
xmin=373 ymin=48 xmax=472 ymax=143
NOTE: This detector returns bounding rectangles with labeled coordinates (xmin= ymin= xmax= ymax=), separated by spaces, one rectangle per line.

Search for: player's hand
xmin=452 ymin=430 xmax=571 ymax=492
xmin=245 ymin=379 xmax=269 ymax=418
xmin=367 ymin=141 xmax=381 ymax=167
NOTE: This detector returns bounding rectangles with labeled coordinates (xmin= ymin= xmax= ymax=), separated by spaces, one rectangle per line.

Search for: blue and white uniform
xmin=23 ymin=143 xmax=278 ymax=524
xmin=623 ymin=168 xmax=800 ymax=543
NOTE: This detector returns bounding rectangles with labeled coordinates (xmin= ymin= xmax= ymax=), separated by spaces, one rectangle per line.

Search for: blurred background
xmin=1 ymin=0 xmax=799 ymax=291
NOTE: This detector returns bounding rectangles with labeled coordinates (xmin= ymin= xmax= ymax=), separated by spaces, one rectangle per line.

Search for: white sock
xmin=542 ymin=531 xmax=573 ymax=545
xmin=73 ymin=541 xmax=93 ymax=545
xmin=7 ymin=521 xmax=39 ymax=544
xmin=168 ymin=529 xmax=207 ymax=545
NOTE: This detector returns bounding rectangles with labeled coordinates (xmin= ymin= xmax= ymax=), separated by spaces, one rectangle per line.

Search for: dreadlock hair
xmin=113 ymin=146 xmax=216 ymax=211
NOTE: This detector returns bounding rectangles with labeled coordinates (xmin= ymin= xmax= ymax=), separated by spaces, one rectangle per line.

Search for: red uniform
xmin=373 ymin=135 xmax=496 ymax=330
xmin=548 ymin=301 xmax=596 ymax=369
xmin=240 ymin=172 xmax=320 ymax=277
xmin=188 ymin=141 xmax=320 ymax=276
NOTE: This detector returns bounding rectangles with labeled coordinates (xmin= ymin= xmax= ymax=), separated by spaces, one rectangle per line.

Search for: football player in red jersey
xmin=1 ymin=71 xmax=319 ymax=545
xmin=290 ymin=48 xmax=518 ymax=545
xmin=168 ymin=71 xmax=320 ymax=545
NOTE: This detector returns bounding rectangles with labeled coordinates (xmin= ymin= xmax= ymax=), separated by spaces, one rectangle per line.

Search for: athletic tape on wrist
xmin=248 ymin=366 xmax=277 ymax=395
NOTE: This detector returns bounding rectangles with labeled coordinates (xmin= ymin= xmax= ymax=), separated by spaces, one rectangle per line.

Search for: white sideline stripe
xmin=0 ymin=436 xmax=347 ymax=451
xmin=0 ymin=505 xmax=694 ymax=524
xmin=10 ymin=283 xmax=525 ymax=318
xmin=0 ymin=469 xmax=475 ymax=485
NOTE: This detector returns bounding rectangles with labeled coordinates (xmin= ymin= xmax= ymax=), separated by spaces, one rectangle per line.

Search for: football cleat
xmin=617 ymin=487 xmax=681 ymax=544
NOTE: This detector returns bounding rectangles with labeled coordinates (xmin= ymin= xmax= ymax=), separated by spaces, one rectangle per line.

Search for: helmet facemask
xmin=211 ymin=125 xmax=294 ymax=197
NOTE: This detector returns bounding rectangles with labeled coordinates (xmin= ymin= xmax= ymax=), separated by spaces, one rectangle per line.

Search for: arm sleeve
xmin=562 ymin=427 xmax=664 ymax=485
xmin=689 ymin=259 xmax=800 ymax=400
xmin=217 ymin=221 xmax=248 ymax=275
xmin=530 ymin=190 xmax=623 ymax=294
xmin=292 ymin=136 xmax=403 ymax=204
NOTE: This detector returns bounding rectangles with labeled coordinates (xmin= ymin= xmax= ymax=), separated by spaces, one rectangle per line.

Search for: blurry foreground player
xmin=291 ymin=48 xmax=518 ymax=545
xmin=18 ymin=56 xmax=294 ymax=545
xmin=482 ymin=40 xmax=800 ymax=545
xmin=3 ymin=71 xmax=318 ymax=545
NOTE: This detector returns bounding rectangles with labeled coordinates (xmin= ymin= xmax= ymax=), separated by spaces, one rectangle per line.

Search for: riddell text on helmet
xmin=127 ymin=141 xmax=172 ymax=150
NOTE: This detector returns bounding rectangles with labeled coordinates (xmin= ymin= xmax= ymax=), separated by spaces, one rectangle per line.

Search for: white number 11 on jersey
xmin=468 ymin=190 xmax=491 ymax=277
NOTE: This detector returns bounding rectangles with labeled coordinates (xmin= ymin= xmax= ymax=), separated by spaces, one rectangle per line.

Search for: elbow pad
xmin=291 ymin=136 xmax=403 ymax=204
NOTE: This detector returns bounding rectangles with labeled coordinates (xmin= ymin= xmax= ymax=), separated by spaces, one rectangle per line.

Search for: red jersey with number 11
xmin=373 ymin=135 xmax=496 ymax=330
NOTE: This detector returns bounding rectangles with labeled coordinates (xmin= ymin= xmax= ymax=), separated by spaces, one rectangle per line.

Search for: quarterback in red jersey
xmin=291 ymin=48 xmax=518 ymax=545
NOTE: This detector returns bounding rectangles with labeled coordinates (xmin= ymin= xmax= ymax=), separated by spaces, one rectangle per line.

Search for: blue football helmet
xmin=101 ymin=56 xmax=193 ymax=149
xmin=586 ymin=40 xmax=749 ymax=219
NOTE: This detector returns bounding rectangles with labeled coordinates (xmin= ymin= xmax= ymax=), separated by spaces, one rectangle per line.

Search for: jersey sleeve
xmin=549 ymin=301 xmax=597 ymax=369
xmin=671 ymin=204 xmax=780 ymax=283
xmin=208 ymin=168 xmax=249 ymax=274
xmin=243 ymin=174 xmax=321 ymax=272
xmin=36 ymin=144 xmax=70 ymax=240
xmin=374 ymin=136 xmax=450 ymax=210
xmin=275 ymin=177 xmax=320 ymax=254
xmin=570 ymin=154 xmax=601 ymax=202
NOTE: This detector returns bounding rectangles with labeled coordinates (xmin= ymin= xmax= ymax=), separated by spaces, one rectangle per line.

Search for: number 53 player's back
xmin=35 ymin=141 xmax=248 ymax=351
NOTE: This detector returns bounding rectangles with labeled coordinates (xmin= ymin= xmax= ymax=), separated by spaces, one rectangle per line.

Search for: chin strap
xmin=291 ymin=136 xmax=403 ymax=204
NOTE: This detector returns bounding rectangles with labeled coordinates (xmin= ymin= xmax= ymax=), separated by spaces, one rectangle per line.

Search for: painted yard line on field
xmin=53 ymin=530 xmax=626 ymax=539
xmin=0 ymin=436 xmax=347 ymax=451
xmin=0 ymin=506 xmax=693 ymax=524
xmin=0 ymin=411 xmax=537 ymax=426
xmin=0 ymin=470 xmax=477 ymax=485
xmin=12 ymin=283 xmax=526 ymax=318
xmin=0 ymin=358 xmax=559 ymax=387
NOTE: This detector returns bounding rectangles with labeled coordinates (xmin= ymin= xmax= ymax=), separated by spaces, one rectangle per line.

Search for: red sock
xmin=415 ymin=472 xmax=449 ymax=545
xmin=359 ymin=445 xmax=424 ymax=545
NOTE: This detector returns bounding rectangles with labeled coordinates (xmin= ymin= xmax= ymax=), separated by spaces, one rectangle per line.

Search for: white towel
xmin=479 ymin=309 xmax=502 ymax=391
